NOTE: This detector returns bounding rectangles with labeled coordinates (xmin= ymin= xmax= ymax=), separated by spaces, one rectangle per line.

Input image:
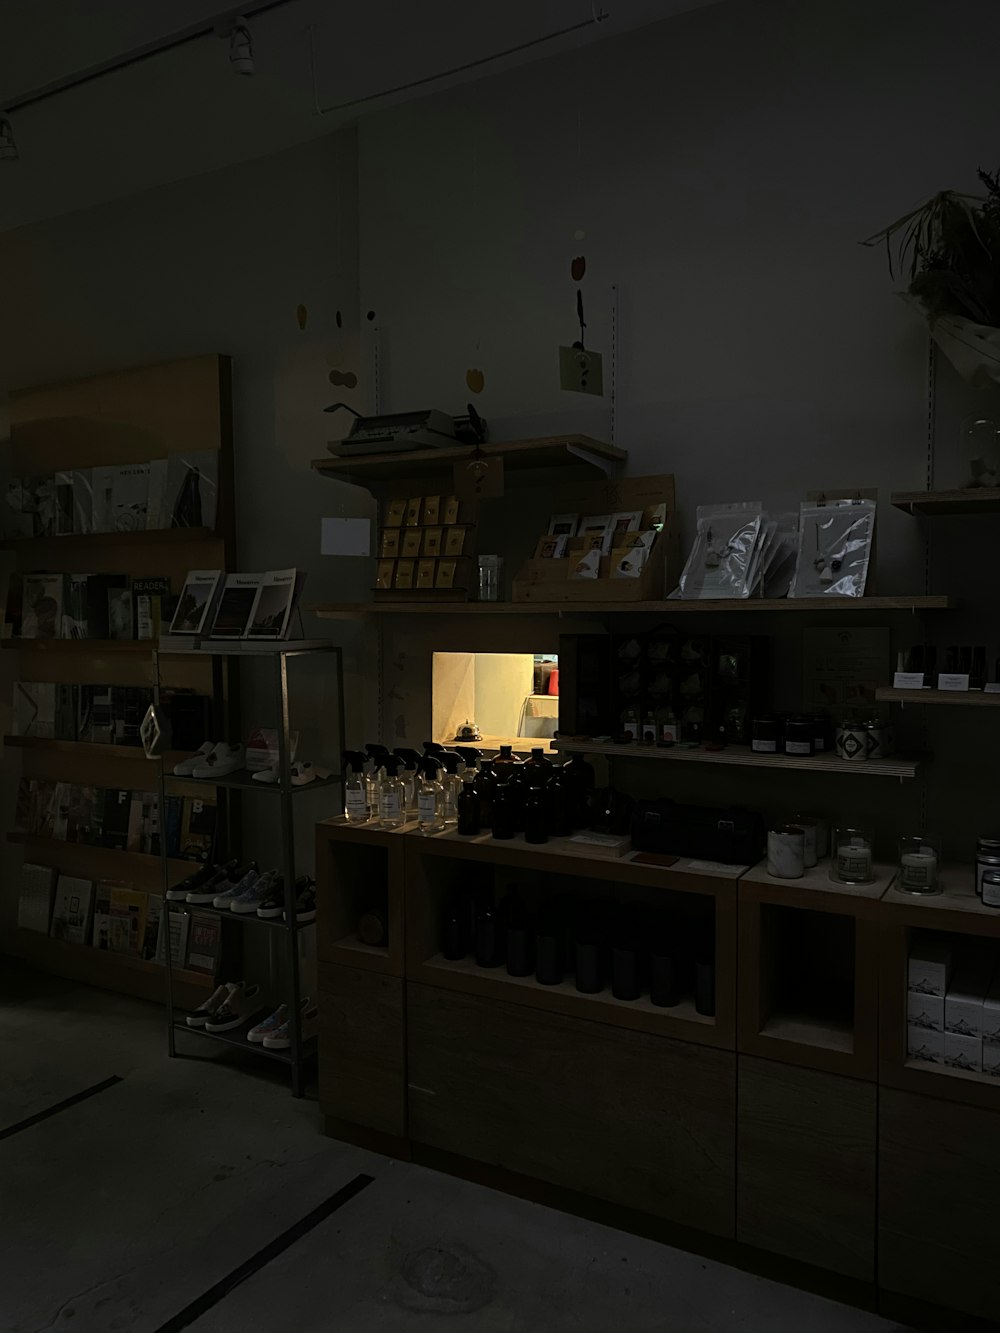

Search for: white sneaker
xmin=262 ymin=998 xmax=318 ymax=1049
xmin=192 ymin=742 xmax=245 ymax=779
xmin=247 ymin=1004 xmax=287 ymax=1043
xmin=291 ymin=762 xmax=332 ymax=786
xmin=204 ymin=982 xmax=263 ymax=1033
xmin=173 ymin=742 xmax=215 ymax=776
xmin=251 ymin=764 xmax=280 ymax=784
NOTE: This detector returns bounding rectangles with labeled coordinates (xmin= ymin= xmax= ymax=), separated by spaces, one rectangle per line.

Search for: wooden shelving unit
xmin=311 ymin=594 xmax=957 ymax=618
xmin=16 ymin=927 xmax=212 ymax=1008
xmin=891 ymin=488 xmax=1000 ymax=515
xmin=3 ymin=354 xmax=236 ymax=1003
xmin=311 ymin=434 xmax=626 ymax=484
xmin=551 ymin=739 xmax=921 ymax=780
xmin=875 ymin=687 xmax=1000 ymax=708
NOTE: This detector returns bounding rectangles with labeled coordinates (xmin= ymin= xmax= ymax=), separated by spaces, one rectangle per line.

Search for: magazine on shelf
xmin=73 ymin=471 xmax=93 ymax=535
xmin=91 ymin=880 xmax=113 ymax=949
xmin=66 ymin=784 xmax=99 ymax=844
xmin=85 ymin=573 xmax=128 ymax=639
xmin=30 ymin=779 xmax=58 ymax=837
xmin=108 ymin=884 xmax=147 ymax=957
xmin=87 ymin=686 xmax=115 ymax=743
xmin=155 ymin=906 xmax=190 ymax=967
xmin=132 ymin=577 xmax=171 ymax=641
xmin=91 ymin=466 xmax=116 ymax=533
xmin=186 ymin=911 xmax=222 ymax=973
xmin=179 ymin=796 xmax=217 ymax=863
xmin=146 ymin=459 xmax=168 ymax=530
xmin=54 ymin=472 xmax=75 ymax=535
xmin=142 ymin=895 xmax=162 ymax=960
xmin=169 ymin=570 xmax=223 ymax=636
xmin=12 ymin=681 xmax=55 ymax=738
xmin=17 ymin=863 xmax=57 ymax=934
xmin=162 ymin=795 xmax=183 ymax=857
xmin=101 ymin=788 xmax=132 ymax=851
xmin=107 ymin=587 xmax=134 ymax=641
xmin=50 ymin=782 xmax=72 ymax=841
xmin=245 ymin=569 xmax=302 ymax=640
xmin=55 ymin=684 xmax=78 ymax=741
xmin=3 ymin=572 xmax=22 ymax=638
xmin=62 ymin=573 xmax=90 ymax=639
xmin=50 ymin=874 xmax=95 ymax=946
xmin=165 ymin=451 xmax=218 ymax=531
xmin=110 ymin=464 xmax=149 ymax=533
xmin=5 ymin=478 xmax=37 ymax=538
xmin=35 ymin=477 xmax=56 ymax=538
xmin=209 ymin=573 xmax=262 ymax=638
xmin=21 ymin=573 xmax=64 ymax=639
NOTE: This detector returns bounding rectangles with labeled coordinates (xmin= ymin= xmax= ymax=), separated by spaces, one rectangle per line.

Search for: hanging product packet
xmin=789 ymin=499 xmax=876 ymax=598
xmin=676 ymin=502 xmax=763 ymax=599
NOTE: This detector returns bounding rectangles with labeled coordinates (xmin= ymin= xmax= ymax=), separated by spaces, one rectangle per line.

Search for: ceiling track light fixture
xmin=0 ymin=114 xmax=18 ymax=160
xmin=228 ymin=15 xmax=255 ymax=76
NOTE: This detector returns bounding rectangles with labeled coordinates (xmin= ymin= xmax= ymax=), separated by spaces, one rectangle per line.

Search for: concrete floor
xmin=1 ymin=962 xmax=913 ymax=1333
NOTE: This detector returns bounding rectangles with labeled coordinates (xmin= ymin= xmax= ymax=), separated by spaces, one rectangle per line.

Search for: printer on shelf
xmin=325 ymin=405 xmax=458 ymax=456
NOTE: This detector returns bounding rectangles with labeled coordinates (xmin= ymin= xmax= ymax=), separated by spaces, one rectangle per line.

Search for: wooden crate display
xmin=512 ymin=474 xmax=679 ymax=604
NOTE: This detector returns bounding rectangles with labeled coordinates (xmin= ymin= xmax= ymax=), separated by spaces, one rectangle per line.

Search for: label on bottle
xmin=660 ymin=724 xmax=679 ymax=744
xmin=983 ymin=876 xmax=1000 ymax=908
xmin=751 ymin=739 xmax=777 ymax=754
xmin=417 ymin=792 xmax=438 ymax=824
xmin=379 ymin=791 xmax=401 ymax=820
xmin=784 ymin=741 xmax=811 ymax=756
xmin=345 ymin=790 xmax=367 ymax=819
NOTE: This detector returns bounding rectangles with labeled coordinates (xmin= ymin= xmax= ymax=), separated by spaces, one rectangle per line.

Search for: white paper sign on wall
xmin=320 ymin=517 xmax=371 ymax=557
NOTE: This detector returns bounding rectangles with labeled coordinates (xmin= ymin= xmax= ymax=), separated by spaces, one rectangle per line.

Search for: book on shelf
xmin=132 ymin=578 xmax=171 ymax=641
xmin=12 ymin=681 xmax=56 ymax=738
xmin=17 ymin=863 xmax=57 ymax=933
xmin=85 ymin=573 xmax=128 ymax=639
xmin=165 ymin=451 xmax=218 ymax=531
xmin=66 ymin=784 xmax=99 ymax=844
xmin=161 ymin=795 xmax=183 ymax=857
xmin=126 ymin=791 xmax=158 ymax=852
xmin=179 ymin=795 xmax=217 ymax=863
xmin=169 ymin=570 xmax=223 ymax=636
xmin=50 ymin=781 xmax=71 ymax=841
xmin=142 ymin=894 xmax=162 ymax=960
xmin=73 ymin=470 xmax=93 ymax=535
xmin=55 ymin=684 xmax=78 ymax=741
xmin=35 ymin=477 xmax=57 ymax=538
xmin=3 ymin=572 xmax=22 ymax=638
xmin=86 ymin=686 xmax=115 ymax=744
xmin=54 ymin=471 xmax=75 ymax=535
xmin=29 ymin=779 xmax=58 ymax=837
xmin=110 ymin=464 xmax=149 ymax=533
xmin=209 ymin=573 xmax=262 ymax=638
xmin=156 ymin=905 xmax=190 ymax=967
xmin=62 ymin=573 xmax=90 ymax=639
xmin=5 ymin=478 xmax=38 ymax=538
xmin=246 ymin=569 xmax=303 ymax=640
xmin=108 ymin=587 xmax=134 ymax=641
xmin=101 ymin=788 xmax=132 ymax=851
xmin=108 ymin=883 xmax=147 ymax=956
xmin=50 ymin=874 xmax=95 ymax=946
xmin=90 ymin=466 xmax=116 ymax=534
xmin=91 ymin=880 xmax=113 ymax=949
xmin=146 ymin=459 xmax=168 ymax=531
xmin=21 ymin=573 xmax=64 ymax=639
xmin=186 ymin=911 xmax=222 ymax=974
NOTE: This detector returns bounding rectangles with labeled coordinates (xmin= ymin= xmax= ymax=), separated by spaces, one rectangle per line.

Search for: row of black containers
xmin=441 ymin=887 xmax=716 ymax=1014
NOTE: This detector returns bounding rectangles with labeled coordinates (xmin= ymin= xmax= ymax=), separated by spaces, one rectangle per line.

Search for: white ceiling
xmin=0 ymin=0 xmax=727 ymax=231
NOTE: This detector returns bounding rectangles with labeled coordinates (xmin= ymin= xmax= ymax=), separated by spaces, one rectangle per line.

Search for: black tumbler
xmin=535 ymin=926 xmax=564 ymax=986
xmin=650 ymin=952 xmax=680 ymax=1008
xmin=575 ymin=939 xmax=605 ymax=994
xmin=611 ymin=944 xmax=642 ymax=1001
xmin=506 ymin=922 xmax=534 ymax=977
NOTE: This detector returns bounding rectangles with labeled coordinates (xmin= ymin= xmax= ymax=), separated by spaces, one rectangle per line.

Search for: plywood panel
xmin=880 ymin=1088 xmax=1000 ymax=1322
xmin=318 ymin=962 xmax=406 ymax=1137
xmin=737 ymin=1056 xmax=875 ymax=1280
xmin=407 ymin=982 xmax=735 ymax=1236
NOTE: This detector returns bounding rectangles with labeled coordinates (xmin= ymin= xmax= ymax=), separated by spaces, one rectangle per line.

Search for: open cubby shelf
xmin=551 ymin=741 xmax=921 ymax=780
xmin=875 ymin=687 xmax=1000 ymax=708
xmin=311 ymin=434 xmax=626 ymax=484
xmin=892 ymin=488 xmax=1000 ymax=515
xmin=311 ymin=594 xmax=957 ymax=618
xmin=761 ymin=1011 xmax=854 ymax=1054
xmin=173 ymin=1020 xmax=318 ymax=1066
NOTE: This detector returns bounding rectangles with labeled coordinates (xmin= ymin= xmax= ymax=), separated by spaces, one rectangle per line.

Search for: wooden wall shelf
xmin=15 ymin=928 xmax=211 ymax=1007
xmin=2 ymin=639 xmax=151 ymax=654
xmin=892 ymin=488 xmax=1000 ymax=515
xmin=4 ymin=734 xmax=183 ymax=765
xmin=312 ymin=434 xmax=626 ymax=484
xmin=551 ymin=739 xmax=921 ymax=780
xmin=311 ymin=594 xmax=957 ymax=618
xmin=875 ymin=687 xmax=1000 ymax=708
xmin=8 ymin=830 xmax=197 ymax=883
xmin=0 ymin=526 xmax=214 ymax=551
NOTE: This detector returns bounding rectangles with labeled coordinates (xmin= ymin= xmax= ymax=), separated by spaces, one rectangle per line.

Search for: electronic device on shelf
xmin=324 ymin=406 xmax=458 ymax=456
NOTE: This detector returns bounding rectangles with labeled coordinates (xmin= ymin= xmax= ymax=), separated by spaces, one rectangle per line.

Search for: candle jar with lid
xmin=830 ymin=826 xmax=875 ymax=885
xmin=976 ymin=838 xmax=1000 ymax=898
xmin=897 ymin=835 xmax=941 ymax=895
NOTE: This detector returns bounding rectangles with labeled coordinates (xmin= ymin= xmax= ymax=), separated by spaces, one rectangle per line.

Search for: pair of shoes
xmin=230 ymin=868 xmax=280 ymax=914
xmin=257 ymin=875 xmax=316 ymax=923
xmin=166 ymin=859 xmax=239 ymax=902
xmin=185 ymin=980 xmax=261 ymax=1030
xmin=187 ymin=862 xmax=255 ymax=905
xmin=252 ymin=761 xmax=331 ymax=786
xmin=174 ymin=742 xmax=246 ymax=779
xmin=248 ymin=997 xmax=318 ymax=1049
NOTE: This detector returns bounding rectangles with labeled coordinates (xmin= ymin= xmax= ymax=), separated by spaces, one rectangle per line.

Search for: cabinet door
xmin=880 ymin=1088 xmax=1000 ymax=1322
xmin=738 ymin=1056 xmax=875 ymax=1280
xmin=319 ymin=962 xmax=405 ymax=1137
xmin=407 ymin=982 xmax=735 ymax=1237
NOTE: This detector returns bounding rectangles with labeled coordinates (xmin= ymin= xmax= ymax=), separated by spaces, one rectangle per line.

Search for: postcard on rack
xmin=245 ymin=569 xmax=299 ymax=639
xmin=209 ymin=573 xmax=263 ymax=638
xmin=168 ymin=570 xmax=223 ymax=636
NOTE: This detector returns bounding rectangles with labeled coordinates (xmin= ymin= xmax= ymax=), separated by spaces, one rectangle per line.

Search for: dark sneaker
xmin=204 ymin=982 xmax=263 ymax=1032
xmin=257 ymin=875 xmax=314 ymax=920
xmin=166 ymin=859 xmax=237 ymax=902
xmin=187 ymin=861 xmax=252 ymax=904
xmin=284 ymin=879 xmax=316 ymax=924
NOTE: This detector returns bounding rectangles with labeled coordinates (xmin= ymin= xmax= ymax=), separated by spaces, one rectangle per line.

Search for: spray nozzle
xmin=394 ymin=747 xmax=424 ymax=771
xmin=381 ymin=754 xmax=403 ymax=777
xmin=342 ymin=750 xmax=368 ymax=773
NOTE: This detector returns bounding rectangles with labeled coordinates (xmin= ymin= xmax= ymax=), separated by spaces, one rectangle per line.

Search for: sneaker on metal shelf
xmin=166 ymin=859 xmax=238 ymax=902
xmin=210 ymin=863 xmax=259 ymax=909
xmin=262 ymin=998 xmax=318 ymax=1050
xmin=256 ymin=874 xmax=314 ymax=920
xmin=204 ymin=982 xmax=264 ymax=1033
xmin=230 ymin=868 xmax=279 ymax=915
xmin=247 ymin=1004 xmax=287 ymax=1043
xmin=173 ymin=742 xmax=215 ymax=776
xmin=284 ymin=878 xmax=316 ymax=923
xmin=192 ymin=742 xmax=246 ymax=779
xmin=187 ymin=861 xmax=251 ymax=905
xmin=184 ymin=982 xmax=235 ymax=1028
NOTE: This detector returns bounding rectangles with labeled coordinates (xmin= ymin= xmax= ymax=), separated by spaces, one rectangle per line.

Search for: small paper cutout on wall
xmin=329 ymin=369 xmax=359 ymax=390
xmin=366 ymin=310 xmax=376 ymax=321
xmin=574 ymin=229 xmax=586 ymax=240
xmin=335 ymin=310 xmax=343 ymax=328
xmin=571 ymin=256 xmax=586 ymax=281
xmin=296 ymin=304 xmax=308 ymax=330
xmin=466 ymin=368 xmax=485 ymax=394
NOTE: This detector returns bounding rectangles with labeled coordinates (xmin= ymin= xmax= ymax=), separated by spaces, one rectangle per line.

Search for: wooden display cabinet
xmin=738 ymin=862 xmax=888 ymax=1080
xmin=315 ymin=817 xmax=407 ymax=977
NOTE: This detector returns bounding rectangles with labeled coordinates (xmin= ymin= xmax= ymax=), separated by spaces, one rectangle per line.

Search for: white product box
xmin=937 ymin=673 xmax=971 ymax=691
xmin=907 ymin=992 xmax=944 ymax=1032
xmin=944 ymin=1031 xmax=983 ymax=1073
xmin=908 ymin=940 xmax=953 ymax=998
xmin=893 ymin=671 xmax=926 ymax=689
xmin=907 ymin=1024 xmax=944 ymax=1064
xmin=982 ymin=1044 xmax=1000 ymax=1079
xmin=944 ymin=953 xmax=995 ymax=1037
xmin=983 ymin=975 xmax=1000 ymax=1045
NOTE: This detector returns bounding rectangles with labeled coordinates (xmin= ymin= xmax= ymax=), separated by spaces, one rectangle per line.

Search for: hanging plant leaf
xmin=571 ymin=256 xmax=586 ymax=281
xmin=296 ymin=304 xmax=308 ymax=330
xmin=335 ymin=310 xmax=343 ymax=328
xmin=329 ymin=369 xmax=359 ymax=389
xmin=466 ymin=368 xmax=485 ymax=394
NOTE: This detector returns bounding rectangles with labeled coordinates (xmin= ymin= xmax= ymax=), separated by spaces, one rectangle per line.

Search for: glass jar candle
xmin=897 ymin=835 xmax=940 ymax=895
xmin=751 ymin=716 xmax=780 ymax=755
xmin=782 ymin=716 xmax=815 ymax=758
xmin=794 ymin=812 xmax=829 ymax=862
xmin=831 ymin=826 xmax=875 ymax=885
xmin=767 ymin=824 xmax=805 ymax=879
xmin=976 ymin=838 xmax=1000 ymax=898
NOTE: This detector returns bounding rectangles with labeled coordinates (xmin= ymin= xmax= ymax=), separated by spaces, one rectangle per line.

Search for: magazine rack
xmin=154 ymin=639 xmax=345 ymax=1098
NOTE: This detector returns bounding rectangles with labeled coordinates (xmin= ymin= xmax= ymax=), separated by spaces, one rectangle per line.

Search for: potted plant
xmin=864 ymin=169 xmax=1000 ymax=387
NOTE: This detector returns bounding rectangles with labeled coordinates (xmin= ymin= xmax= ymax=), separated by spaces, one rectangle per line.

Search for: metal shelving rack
xmin=153 ymin=639 xmax=345 ymax=1097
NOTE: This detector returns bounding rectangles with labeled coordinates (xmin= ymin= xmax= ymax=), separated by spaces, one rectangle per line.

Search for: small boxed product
xmin=944 ymin=1031 xmax=982 ymax=1073
xmin=375 ymin=560 xmax=395 ymax=591
xmin=416 ymin=559 xmax=436 ymax=590
xmin=908 ymin=939 xmax=953 ymax=997
xmin=394 ymin=559 xmax=415 ymax=590
xmin=907 ymin=1024 xmax=944 ymax=1064
xmin=444 ymin=526 xmax=468 ymax=556
xmin=404 ymin=497 xmax=422 ymax=527
xmin=944 ymin=952 xmax=995 ymax=1036
xmin=436 ymin=560 xmax=457 ymax=589
xmin=442 ymin=495 xmax=460 ymax=525
xmin=423 ymin=495 xmax=441 ymax=525
xmin=401 ymin=529 xmax=423 ymax=558
xmin=907 ymin=991 xmax=944 ymax=1032
xmin=982 ymin=1043 xmax=1000 ymax=1080
xmin=982 ymin=974 xmax=1000 ymax=1044
xmin=380 ymin=529 xmax=400 ymax=558
xmin=383 ymin=498 xmax=406 ymax=527
xmin=423 ymin=527 xmax=443 ymax=557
